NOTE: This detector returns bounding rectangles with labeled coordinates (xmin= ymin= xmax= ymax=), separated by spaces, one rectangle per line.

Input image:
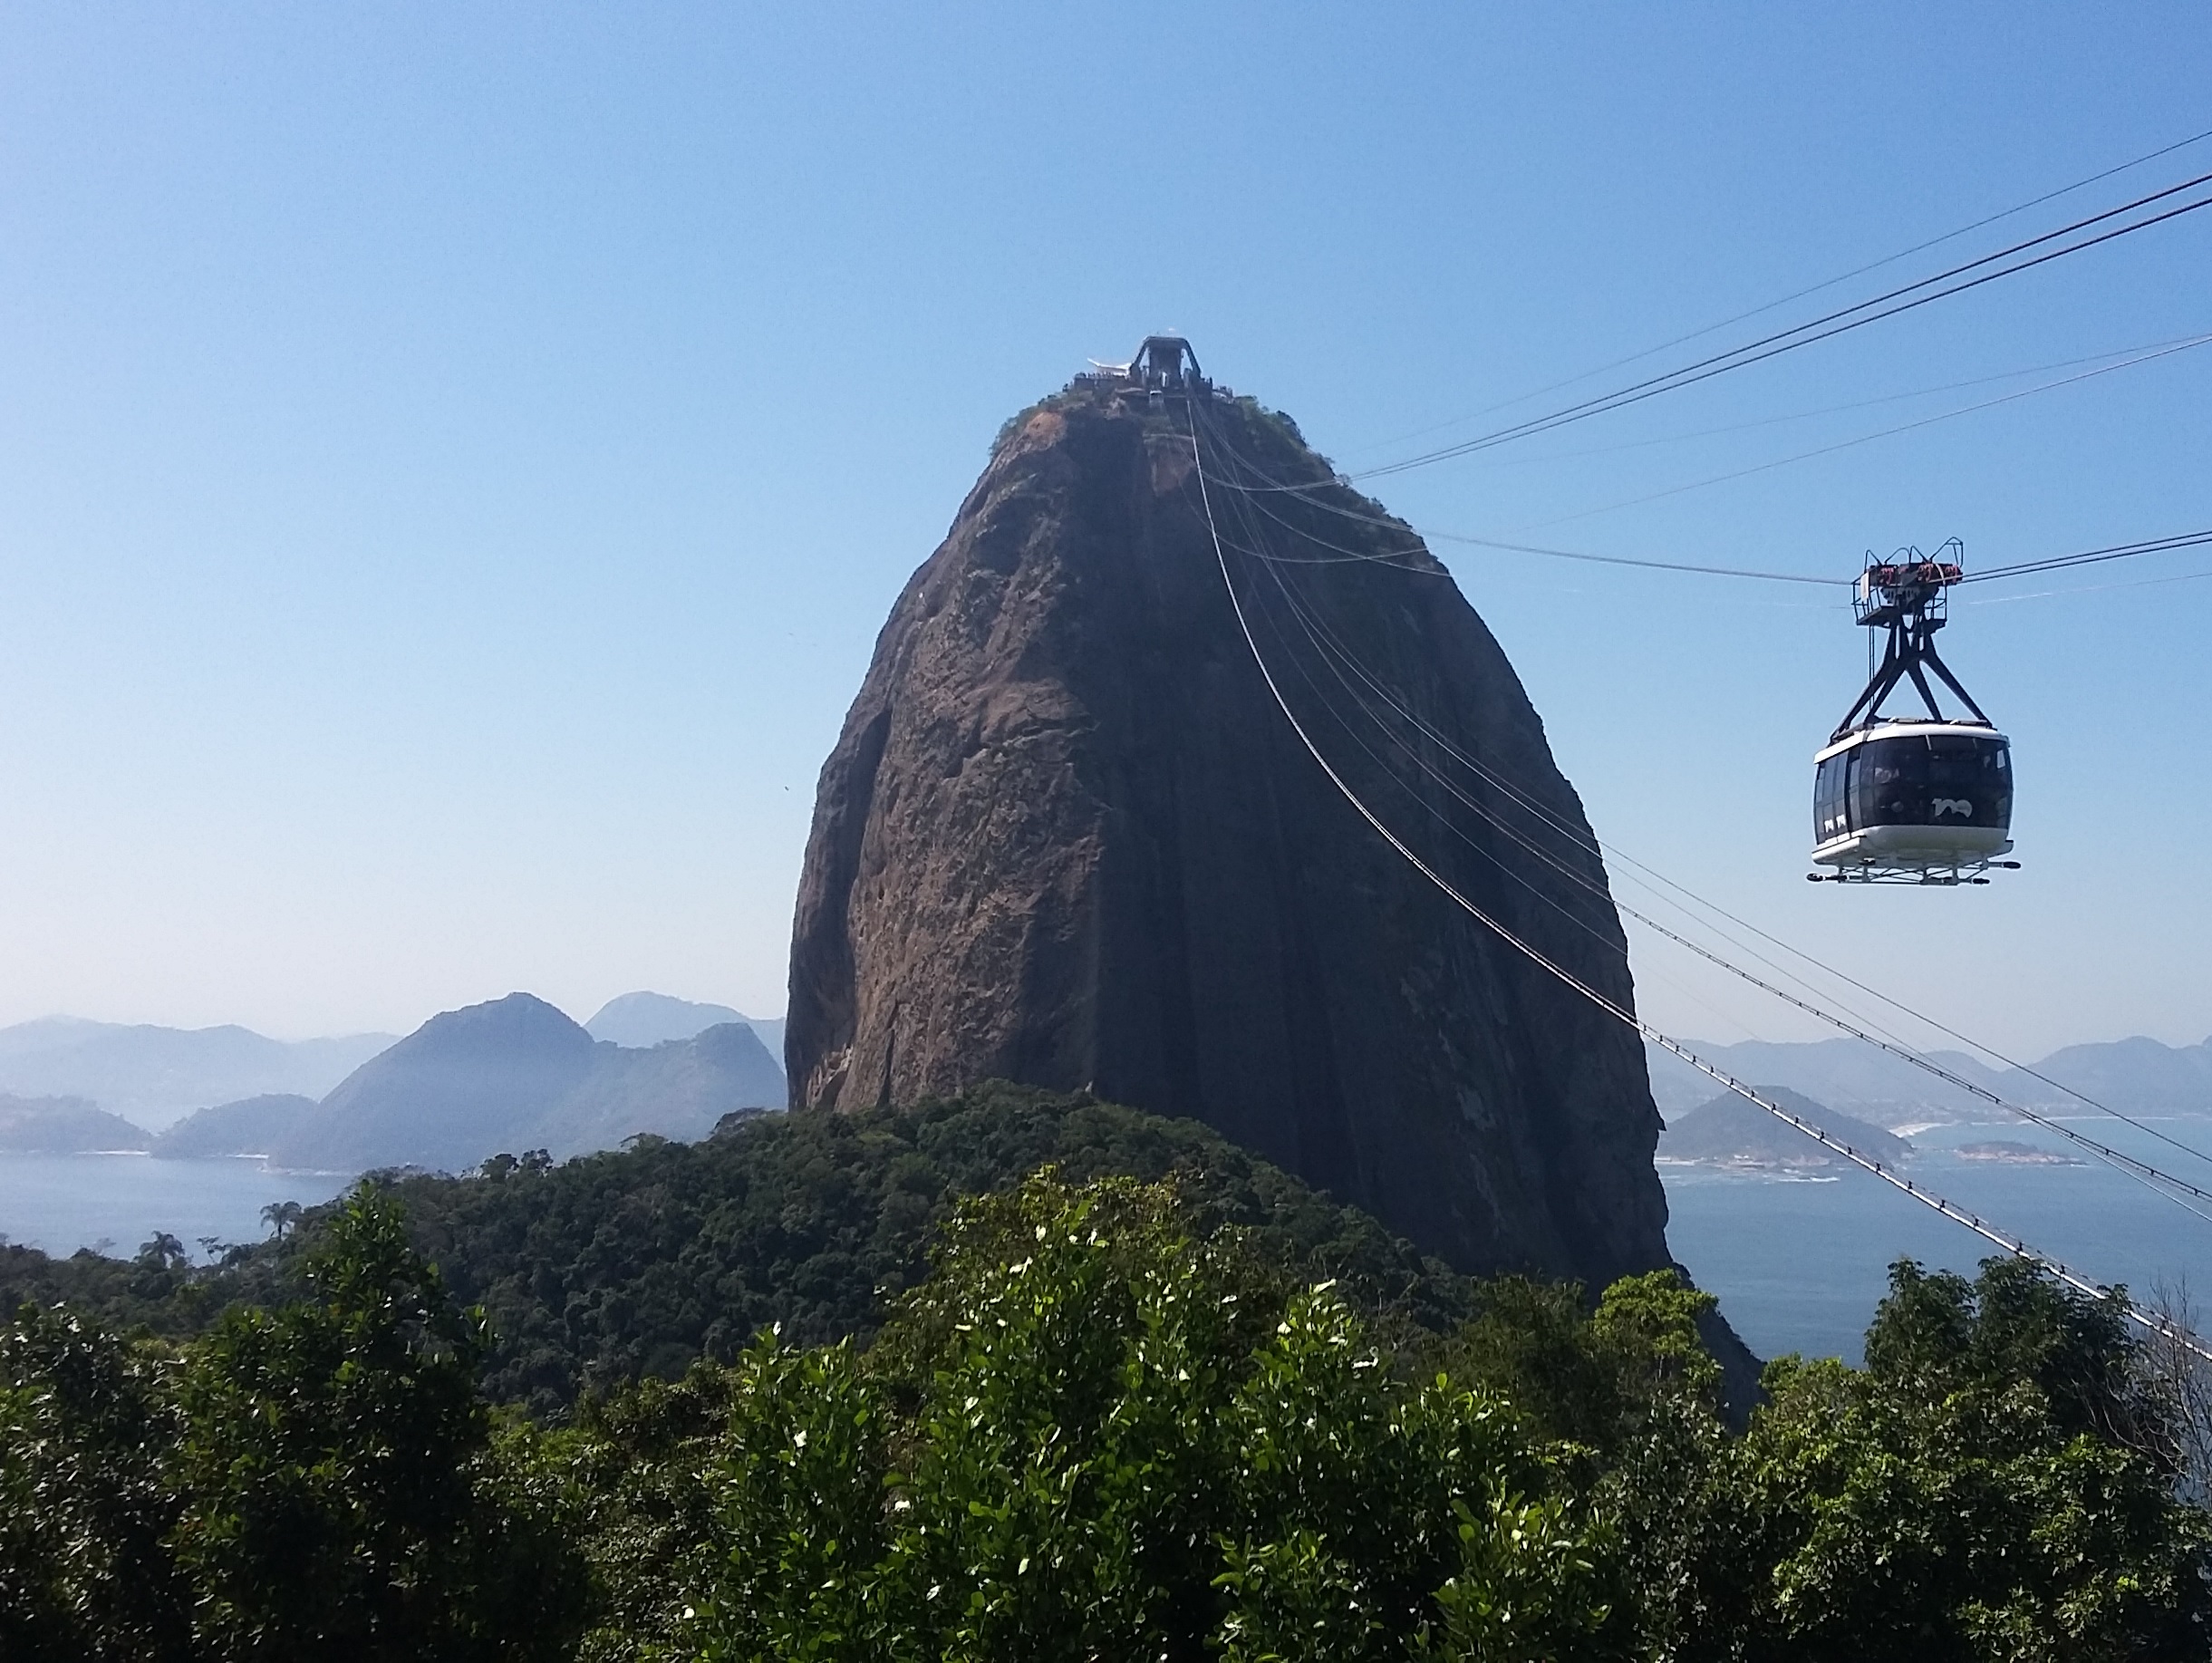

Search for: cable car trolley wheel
xmin=1807 ymin=542 xmax=2018 ymax=886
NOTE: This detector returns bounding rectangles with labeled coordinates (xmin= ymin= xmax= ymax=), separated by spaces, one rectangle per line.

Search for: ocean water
xmin=1664 ymin=1117 xmax=2212 ymax=1363
xmin=0 ymin=1153 xmax=351 ymax=1260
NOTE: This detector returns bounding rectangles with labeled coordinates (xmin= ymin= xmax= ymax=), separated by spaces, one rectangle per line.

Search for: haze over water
xmin=0 ymin=1153 xmax=349 ymax=1262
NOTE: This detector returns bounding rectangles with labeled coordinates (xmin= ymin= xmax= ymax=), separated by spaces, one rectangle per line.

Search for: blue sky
xmin=0 ymin=4 xmax=2205 ymax=1054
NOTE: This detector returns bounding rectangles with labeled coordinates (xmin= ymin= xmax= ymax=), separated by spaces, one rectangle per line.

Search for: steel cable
xmin=1222 ymin=489 xmax=2212 ymax=1223
xmin=1205 ymin=410 xmax=2212 ymax=1182
xmin=1347 ymin=123 xmax=2212 ymax=458
xmin=1188 ymin=402 xmax=2212 ymax=1356
xmin=1356 ymin=172 xmax=2212 ymax=479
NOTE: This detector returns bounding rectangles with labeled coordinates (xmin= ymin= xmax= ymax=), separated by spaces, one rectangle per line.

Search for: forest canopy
xmin=6 ymin=1134 xmax=2211 ymax=1659
xmin=0 ymin=1086 xmax=1495 ymax=1415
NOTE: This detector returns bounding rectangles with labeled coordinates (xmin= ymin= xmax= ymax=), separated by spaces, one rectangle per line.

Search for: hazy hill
xmin=1661 ymin=1086 xmax=1911 ymax=1171
xmin=2023 ymin=1036 xmax=2212 ymax=1115
xmin=747 ymin=1015 xmax=786 ymax=1062
xmin=526 ymin=1023 xmax=787 ymax=1155
xmin=585 ymin=991 xmax=743 ymax=1048
xmin=0 ymin=1092 xmax=150 ymax=1153
xmin=275 ymin=994 xmax=593 ymax=1172
xmin=1645 ymin=1034 xmax=2212 ymax=1124
xmin=586 ymin=991 xmax=787 ymax=1064
xmin=270 ymin=993 xmax=787 ymax=1173
xmin=152 ymin=1094 xmax=315 ymax=1160
xmin=0 ymin=1016 xmax=394 ymax=1129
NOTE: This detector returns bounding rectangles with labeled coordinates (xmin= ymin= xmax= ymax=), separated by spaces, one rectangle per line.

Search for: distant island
xmin=1956 ymin=1140 xmax=2086 ymax=1166
xmin=1659 ymin=1086 xmax=1910 ymax=1174
xmin=0 ymin=1017 xmax=394 ymax=1129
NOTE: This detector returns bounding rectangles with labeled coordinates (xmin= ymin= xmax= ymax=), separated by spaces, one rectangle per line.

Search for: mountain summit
xmin=787 ymin=360 xmax=1676 ymax=1292
xmin=268 ymin=993 xmax=785 ymax=1172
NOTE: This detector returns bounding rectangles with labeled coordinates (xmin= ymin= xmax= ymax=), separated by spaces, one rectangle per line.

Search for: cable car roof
xmin=1813 ymin=720 xmax=2008 ymax=764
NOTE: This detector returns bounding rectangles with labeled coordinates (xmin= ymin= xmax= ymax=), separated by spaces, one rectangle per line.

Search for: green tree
xmin=14 ymin=1145 xmax=2212 ymax=1662
xmin=664 ymin=1174 xmax=1618 ymax=1663
xmin=1437 ymin=1267 xmax=1724 ymax=1455
xmin=1710 ymin=1258 xmax=2212 ymax=1662
xmin=166 ymin=1184 xmax=584 ymax=1661
xmin=691 ymin=1338 xmax=898 ymax=1661
xmin=0 ymin=1306 xmax=192 ymax=1661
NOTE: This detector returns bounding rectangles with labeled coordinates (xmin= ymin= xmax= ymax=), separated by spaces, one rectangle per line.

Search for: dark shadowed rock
xmin=787 ymin=377 xmax=1683 ymax=1300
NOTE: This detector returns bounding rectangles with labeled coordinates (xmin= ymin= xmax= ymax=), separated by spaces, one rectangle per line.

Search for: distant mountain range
xmin=150 ymin=993 xmax=788 ymax=1173
xmin=0 ymin=1018 xmax=396 ymax=1129
xmin=0 ymin=993 xmax=788 ymax=1141
xmin=6 ymin=995 xmax=2196 ymax=1170
xmin=1645 ymin=1034 xmax=2212 ymax=1126
xmin=0 ymin=991 xmax=791 ymax=1171
xmin=585 ymin=991 xmax=786 ymax=1061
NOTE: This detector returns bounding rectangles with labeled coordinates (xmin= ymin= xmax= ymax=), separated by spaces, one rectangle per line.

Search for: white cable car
xmin=1809 ymin=543 xmax=2018 ymax=886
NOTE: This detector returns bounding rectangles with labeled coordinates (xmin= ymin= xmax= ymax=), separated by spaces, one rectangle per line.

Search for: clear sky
xmin=0 ymin=4 xmax=2205 ymax=1055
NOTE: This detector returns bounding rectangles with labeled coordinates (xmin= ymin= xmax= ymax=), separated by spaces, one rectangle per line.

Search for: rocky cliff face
xmin=787 ymin=381 xmax=1676 ymax=1292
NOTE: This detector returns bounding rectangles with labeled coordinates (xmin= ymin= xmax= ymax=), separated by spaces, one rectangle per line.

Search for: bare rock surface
xmin=787 ymin=382 xmax=1680 ymax=1297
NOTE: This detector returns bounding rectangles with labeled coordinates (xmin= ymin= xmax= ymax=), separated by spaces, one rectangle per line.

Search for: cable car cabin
xmin=1811 ymin=542 xmax=2017 ymax=885
xmin=1811 ymin=721 xmax=2013 ymax=882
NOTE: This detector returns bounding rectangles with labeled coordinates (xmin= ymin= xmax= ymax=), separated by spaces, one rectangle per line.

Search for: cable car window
xmin=1848 ymin=733 xmax=2012 ymax=829
xmin=1812 ymin=755 xmax=1849 ymax=840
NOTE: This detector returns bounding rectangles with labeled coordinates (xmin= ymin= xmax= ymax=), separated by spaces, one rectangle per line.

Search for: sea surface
xmin=0 ymin=1152 xmax=351 ymax=1259
xmin=1663 ymin=1117 xmax=2212 ymax=1362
